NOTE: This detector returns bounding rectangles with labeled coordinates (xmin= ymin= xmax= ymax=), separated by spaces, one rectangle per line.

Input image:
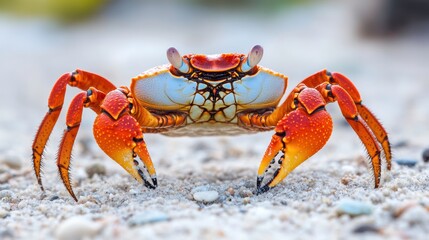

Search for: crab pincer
xmin=256 ymin=89 xmax=333 ymax=194
xmin=93 ymin=89 xmax=158 ymax=190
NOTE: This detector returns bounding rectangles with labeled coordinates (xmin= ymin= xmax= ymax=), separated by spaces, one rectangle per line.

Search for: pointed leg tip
xmin=36 ymin=178 xmax=46 ymax=192
xmin=374 ymin=181 xmax=380 ymax=189
xmin=68 ymin=188 xmax=79 ymax=202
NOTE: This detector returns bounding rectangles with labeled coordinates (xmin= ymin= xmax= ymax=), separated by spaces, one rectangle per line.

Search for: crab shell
xmin=130 ymin=50 xmax=288 ymax=136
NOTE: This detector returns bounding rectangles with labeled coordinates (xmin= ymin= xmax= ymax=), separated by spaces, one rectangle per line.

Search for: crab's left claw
xmin=93 ymin=89 xmax=157 ymax=190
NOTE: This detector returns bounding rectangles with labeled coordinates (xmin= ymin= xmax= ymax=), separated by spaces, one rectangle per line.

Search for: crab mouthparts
xmin=189 ymin=70 xmax=245 ymax=82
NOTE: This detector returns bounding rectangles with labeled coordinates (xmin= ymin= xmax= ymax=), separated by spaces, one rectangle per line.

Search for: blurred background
xmin=1 ymin=1 xmax=429 ymax=238
xmin=0 ymin=0 xmax=428 ymax=171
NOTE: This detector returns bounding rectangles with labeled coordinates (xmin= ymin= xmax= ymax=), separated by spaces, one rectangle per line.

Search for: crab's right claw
xmin=256 ymin=106 xmax=334 ymax=194
xmin=93 ymin=90 xmax=157 ymax=189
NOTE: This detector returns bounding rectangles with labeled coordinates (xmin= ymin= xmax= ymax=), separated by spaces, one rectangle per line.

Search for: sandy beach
xmin=1 ymin=1 xmax=428 ymax=239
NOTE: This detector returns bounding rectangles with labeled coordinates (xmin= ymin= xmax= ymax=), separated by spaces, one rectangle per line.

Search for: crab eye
xmin=167 ymin=47 xmax=190 ymax=73
xmin=240 ymin=45 xmax=264 ymax=72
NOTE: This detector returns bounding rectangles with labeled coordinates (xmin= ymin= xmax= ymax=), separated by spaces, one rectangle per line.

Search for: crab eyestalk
xmin=167 ymin=47 xmax=190 ymax=73
xmin=240 ymin=45 xmax=263 ymax=72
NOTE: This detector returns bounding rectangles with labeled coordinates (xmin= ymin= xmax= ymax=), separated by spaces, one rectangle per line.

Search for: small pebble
xmin=0 ymin=173 xmax=12 ymax=184
xmin=55 ymin=216 xmax=102 ymax=240
xmin=50 ymin=195 xmax=60 ymax=201
xmin=391 ymin=140 xmax=409 ymax=148
xmin=0 ymin=156 xmax=22 ymax=170
xmin=226 ymin=187 xmax=235 ymax=196
xmin=0 ymin=209 xmax=9 ymax=218
xmin=393 ymin=202 xmax=417 ymax=218
xmin=369 ymin=192 xmax=384 ymax=204
xmin=85 ymin=163 xmax=106 ymax=178
xmin=341 ymin=165 xmax=355 ymax=174
xmin=353 ymin=224 xmax=379 ymax=234
xmin=422 ymin=148 xmax=429 ymax=163
xmin=399 ymin=205 xmax=429 ymax=227
xmin=128 ymin=211 xmax=169 ymax=226
xmin=239 ymin=188 xmax=253 ymax=198
xmin=394 ymin=159 xmax=417 ymax=167
xmin=341 ymin=175 xmax=351 ymax=185
xmin=0 ymin=228 xmax=13 ymax=238
xmin=0 ymin=190 xmax=15 ymax=201
xmin=243 ymin=197 xmax=251 ymax=204
xmin=336 ymin=199 xmax=373 ymax=216
xmin=193 ymin=190 xmax=219 ymax=203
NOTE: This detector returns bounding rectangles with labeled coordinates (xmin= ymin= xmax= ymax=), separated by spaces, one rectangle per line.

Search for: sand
xmin=1 ymin=1 xmax=428 ymax=239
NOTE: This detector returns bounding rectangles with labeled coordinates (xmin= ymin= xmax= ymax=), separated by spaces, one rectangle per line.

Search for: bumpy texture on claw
xmin=257 ymin=105 xmax=333 ymax=194
xmin=93 ymin=89 xmax=157 ymax=189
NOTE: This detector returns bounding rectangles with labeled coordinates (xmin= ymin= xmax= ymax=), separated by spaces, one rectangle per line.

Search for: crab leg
xmin=356 ymin=105 xmax=391 ymax=169
xmin=57 ymin=88 xmax=106 ymax=201
xmin=327 ymin=84 xmax=382 ymax=187
xmin=330 ymin=72 xmax=392 ymax=168
xmin=32 ymin=70 xmax=116 ymax=191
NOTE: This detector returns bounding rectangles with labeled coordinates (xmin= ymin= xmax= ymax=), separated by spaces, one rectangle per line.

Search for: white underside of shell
xmin=132 ymin=65 xmax=287 ymax=136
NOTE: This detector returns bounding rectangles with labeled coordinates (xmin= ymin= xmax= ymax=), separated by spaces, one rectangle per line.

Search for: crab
xmin=32 ymin=45 xmax=391 ymax=201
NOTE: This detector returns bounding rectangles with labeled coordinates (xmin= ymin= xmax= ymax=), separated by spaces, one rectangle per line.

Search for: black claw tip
xmin=144 ymin=182 xmax=156 ymax=189
xmin=152 ymin=177 xmax=158 ymax=188
xmin=138 ymin=169 xmax=155 ymax=189
xmin=256 ymin=185 xmax=271 ymax=195
xmin=143 ymin=178 xmax=156 ymax=189
xmin=256 ymin=176 xmax=264 ymax=189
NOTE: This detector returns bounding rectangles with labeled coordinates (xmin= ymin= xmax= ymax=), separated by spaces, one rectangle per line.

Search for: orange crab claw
xmin=257 ymin=106 xmax=333 ymax=194
xmin=93 ymin=89 xmax=157 ymax=189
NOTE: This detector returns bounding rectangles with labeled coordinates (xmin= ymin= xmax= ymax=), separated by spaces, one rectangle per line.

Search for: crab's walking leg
xmin=32 ymin=70 xmax=116 ymax=191
xmin=326 ymin=84 xmax=383 ymax=187
xmin=93 ymin=89 xmax=158 ymax=191
xmin=57 ymin=88 xmax=106 ymax=201
xmin=329 ymin=72 xmax=392 ymax=169
xmin=356 ymin=105 xmax=391 ymax=169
